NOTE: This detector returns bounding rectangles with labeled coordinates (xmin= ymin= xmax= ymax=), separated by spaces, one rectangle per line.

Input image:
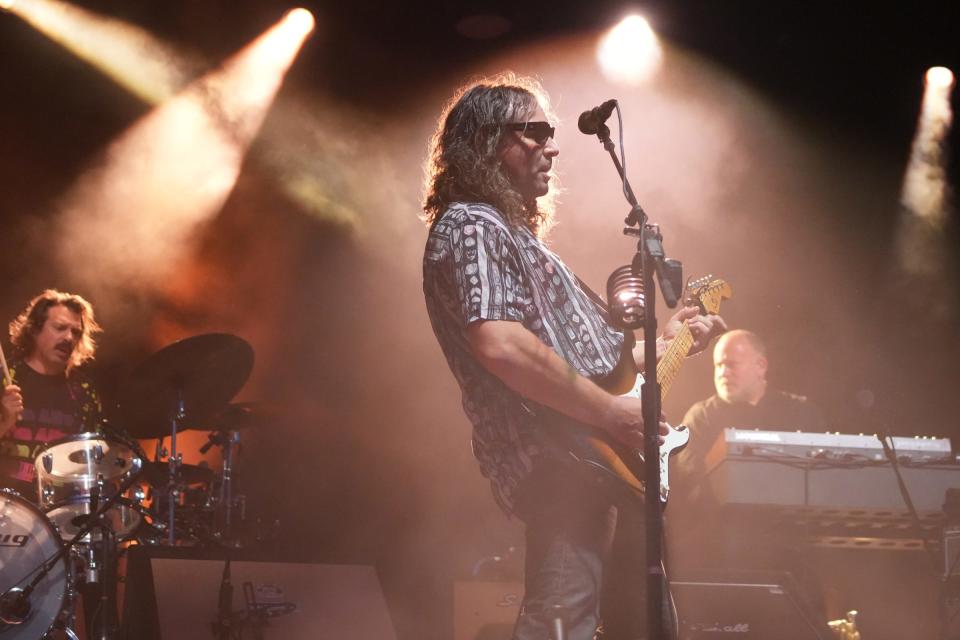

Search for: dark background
xmin=1 ymin=1 xmax=958 ymax=638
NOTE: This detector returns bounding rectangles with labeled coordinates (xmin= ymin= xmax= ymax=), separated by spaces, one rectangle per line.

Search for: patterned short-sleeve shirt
xmin=422 ymin=202 xmax=625 ymax=513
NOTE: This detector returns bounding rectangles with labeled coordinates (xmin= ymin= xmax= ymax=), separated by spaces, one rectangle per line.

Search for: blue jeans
xmin=511 ymin=463 xmax=676 ymax=640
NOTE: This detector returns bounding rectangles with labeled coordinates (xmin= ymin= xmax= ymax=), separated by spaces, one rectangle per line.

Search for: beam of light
xmin=53 ymin=10 xmax=313 ymax=300
xmin=894 ymin=66 xmax=955 ymax=316
xmin=2 ymin=0 xmax=199 ymax=103
xmin=7 ymin=0 xmax=358 ymax=230
xmin=901 ymin=66 xmax=954 ymax=227
xmin=597 ymin=14 xmax=663 ymax=86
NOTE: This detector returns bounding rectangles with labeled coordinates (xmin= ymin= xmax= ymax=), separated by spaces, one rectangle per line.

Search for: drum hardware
xmin=117 ymin=333 xmax=254 ymax=545
xmin=165 ymin=384 xmax=184 ymax=545
xmin=212 ymin=558 xmax=234 ymax=640
xmin=201 ymin=428 xmax=242 ymax=540
xmin=117 ymin=334 xmax=255 ymax=441
xmin=0 ymin=472 xmax=140 ymax=640
xmin=1 ymin=469 xmax=140 ymax=598
xmin=84 ymin=526 xmax=120 ymax=640
xmin=36 ymin=432 xmax=145 ymax=544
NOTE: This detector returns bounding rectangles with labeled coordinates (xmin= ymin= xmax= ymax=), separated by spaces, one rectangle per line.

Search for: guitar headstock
xmin=683 ymin=275 xmax=733 ymax=314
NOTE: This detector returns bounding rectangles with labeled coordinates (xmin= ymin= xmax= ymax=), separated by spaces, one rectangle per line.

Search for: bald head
xmin=713 ymin=330 xmax=768 ymax=405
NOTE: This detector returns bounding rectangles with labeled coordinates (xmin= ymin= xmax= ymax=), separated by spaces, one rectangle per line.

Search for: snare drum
xmin=34 ymin=433 xmax=144 ymax=542
xmin=0 ymin=489 xmax=73 ymax=639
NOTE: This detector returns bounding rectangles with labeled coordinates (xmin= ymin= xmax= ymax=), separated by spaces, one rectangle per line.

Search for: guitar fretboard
xmin=656 ymin=322 xmax=694 ymax=398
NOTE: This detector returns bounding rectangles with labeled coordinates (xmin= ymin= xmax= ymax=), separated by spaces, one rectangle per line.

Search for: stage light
xmin=926 ymin=66 xmax=954 ymax=89
xmin=597 ymin=14 xmax=662 ymax=85
xmin=285 ymin=7 xmax=315 ymax=36
xmin=0 ymin=0 xmax=17 ymax=12
xmin=901 ymin=65 xmax=954 ymax=226
xmin=896 ymin=64 xmax=955 ymax=290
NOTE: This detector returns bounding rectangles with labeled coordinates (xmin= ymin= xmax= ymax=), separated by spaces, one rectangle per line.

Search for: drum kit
xmin=0 ymin=333 xmax=267 ymax=639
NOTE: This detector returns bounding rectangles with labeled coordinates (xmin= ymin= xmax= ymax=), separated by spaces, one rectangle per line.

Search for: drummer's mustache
xmin=55 ymin=340 xmax=74 ymax=353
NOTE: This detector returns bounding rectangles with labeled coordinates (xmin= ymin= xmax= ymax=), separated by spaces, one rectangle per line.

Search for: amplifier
xmin=120 ymin=547 xmax=397 ymax=640
xmin=671 ymin=570 xmax=829 ymax=640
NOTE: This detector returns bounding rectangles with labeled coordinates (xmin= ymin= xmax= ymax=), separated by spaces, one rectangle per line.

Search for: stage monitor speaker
xmin=670 ymin=570 xmax=829 ymax=640
xmin=121 ymin=547 xmax=396 ymax=640
xmin=453 ymin=580 xmax=523 ymax=640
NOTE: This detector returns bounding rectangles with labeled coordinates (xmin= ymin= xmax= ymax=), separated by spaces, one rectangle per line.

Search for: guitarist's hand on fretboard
xmin=662 ymin=305 xmax=728 ymax=357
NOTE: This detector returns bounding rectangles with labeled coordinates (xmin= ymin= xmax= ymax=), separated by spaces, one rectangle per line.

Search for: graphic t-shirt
xmin=0 ymin=362 xmax=101 ymax=499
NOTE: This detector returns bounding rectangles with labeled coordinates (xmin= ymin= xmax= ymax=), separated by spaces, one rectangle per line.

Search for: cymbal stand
xmin=86 ymin=523 xmax=119 ymax=640
xmin=220 ymin=430 xmax=240 ymax=539
xmin=166 ymin=381 xmax=186 ymax=545
xmin=201 ymin=428 xmax=241 ymax=541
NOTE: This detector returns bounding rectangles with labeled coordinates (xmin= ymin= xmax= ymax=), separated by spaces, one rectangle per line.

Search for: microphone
xmin=0 ymin=587 xmax=32 ymax=625
xmin=577 ymin=99 xmax=617 ymax=135
xmin=607 ymin=260 xmax=645 ymax=330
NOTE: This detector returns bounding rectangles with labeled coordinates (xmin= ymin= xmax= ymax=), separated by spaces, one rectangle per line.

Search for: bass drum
xmin=0 ymin=489 xmax=73 ymax=639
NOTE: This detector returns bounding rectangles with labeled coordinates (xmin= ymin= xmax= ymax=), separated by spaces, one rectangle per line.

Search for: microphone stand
xmin=212 ymin=556 xmax=234 ymax=640
xmin=590 ymin=120 xmax=680 ymax=640
xmin=0 ymin=468 xmax=144 ymax=630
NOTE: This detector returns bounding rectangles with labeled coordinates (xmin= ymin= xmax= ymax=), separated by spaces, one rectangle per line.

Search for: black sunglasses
xmin=504 ymin=121 xmax=556 ymax=145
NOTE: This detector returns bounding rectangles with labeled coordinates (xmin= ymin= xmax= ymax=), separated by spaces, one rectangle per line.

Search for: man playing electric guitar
xmin=421 ymin=74 xmax=726 ymax=640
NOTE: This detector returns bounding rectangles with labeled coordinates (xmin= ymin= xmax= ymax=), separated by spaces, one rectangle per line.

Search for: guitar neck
xmin=656 ymin=321 xmax=695 ymax=399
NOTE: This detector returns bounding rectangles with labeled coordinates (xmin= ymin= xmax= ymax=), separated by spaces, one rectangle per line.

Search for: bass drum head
xmin=0 ymin=489 xmax=70 ymax=639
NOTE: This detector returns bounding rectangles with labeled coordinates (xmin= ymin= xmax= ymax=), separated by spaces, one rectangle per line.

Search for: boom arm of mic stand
xmin=594 ymin=125 xmax=643 ymax=215
xmin=594 ymin=124 xmax=679 ymax=308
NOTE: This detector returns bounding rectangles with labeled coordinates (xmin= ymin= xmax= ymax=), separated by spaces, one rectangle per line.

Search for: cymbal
xmin=142 ymin=461 xmax=215 ymax=485
xmin=119 ymin=334 xmax=254 ymax=439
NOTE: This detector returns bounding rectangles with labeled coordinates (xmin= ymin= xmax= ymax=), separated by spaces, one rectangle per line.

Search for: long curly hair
xmin=8 ymin=289 xmax=101 ymax=371
xmin=422 ymin=72 xmax=559 ymax=237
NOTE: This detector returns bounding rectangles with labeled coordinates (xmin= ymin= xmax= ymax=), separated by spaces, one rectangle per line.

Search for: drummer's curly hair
xmin=8 ymin=289 xmax=101 ymax=371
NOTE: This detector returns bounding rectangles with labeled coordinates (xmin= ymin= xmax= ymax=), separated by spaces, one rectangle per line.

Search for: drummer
xmin=0 ymin=289 xmax=103 ymax=499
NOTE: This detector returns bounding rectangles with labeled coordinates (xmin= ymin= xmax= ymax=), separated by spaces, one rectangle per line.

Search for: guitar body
xmin=551 ymin=349 xmax=690 ymax=504
xmin=547 ymin=277 xmax=731 ymax=504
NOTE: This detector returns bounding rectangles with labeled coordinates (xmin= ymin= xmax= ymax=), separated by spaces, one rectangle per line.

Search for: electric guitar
xmin=549 ymin=276 xmax=732 ymax=504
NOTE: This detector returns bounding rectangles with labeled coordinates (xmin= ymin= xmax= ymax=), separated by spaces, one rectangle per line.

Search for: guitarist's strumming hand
xmin=601 ymin=394 xmax=669 ymax=450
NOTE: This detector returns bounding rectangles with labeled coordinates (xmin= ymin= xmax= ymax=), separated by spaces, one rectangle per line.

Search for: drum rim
xmin=33 ymin=430 xmax=136 ymax=451
xmin=33 ymin=431 xmax=143 ymax=482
